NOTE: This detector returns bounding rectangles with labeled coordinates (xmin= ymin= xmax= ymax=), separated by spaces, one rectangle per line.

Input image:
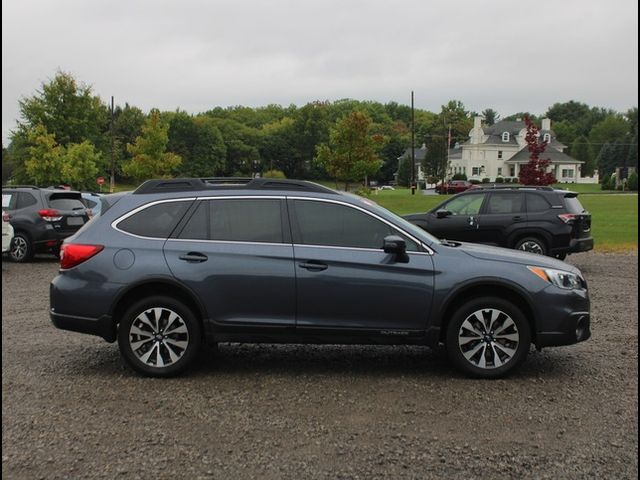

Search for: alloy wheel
xmin=457 ymin=308 xmax=520 ymax=369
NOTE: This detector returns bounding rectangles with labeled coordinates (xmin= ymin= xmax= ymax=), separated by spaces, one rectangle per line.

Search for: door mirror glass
xmin=436 ymin=209 xmax=452 ymax=219
xmin=383 ymin=235 xmax=409 ymax=262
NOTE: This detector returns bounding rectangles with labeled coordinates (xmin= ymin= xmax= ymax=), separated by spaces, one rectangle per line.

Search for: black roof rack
xmin=2 ymin=185 xmax=40 ymax=190
xmin=469 ymin=184 xmax=555 ymax=191
xmin=133 ymin=177 xmax=339 ymax=195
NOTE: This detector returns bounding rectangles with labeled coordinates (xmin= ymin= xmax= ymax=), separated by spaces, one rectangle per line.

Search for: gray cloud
xmin=2 ymin=0 xmax=638 ymax=143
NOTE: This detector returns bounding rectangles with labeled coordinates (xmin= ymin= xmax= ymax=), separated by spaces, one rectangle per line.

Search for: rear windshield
xmin=564 ymin=195 xmax=587 ymax=214
xmin=47 ymin=193 xmax=85 ymax=211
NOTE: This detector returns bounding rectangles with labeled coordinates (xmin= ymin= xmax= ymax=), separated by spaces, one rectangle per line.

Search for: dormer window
xmin=501 ymin=132 xmax=510 ymax=142
xmin=543 ymin=133 xmax=551 ymax=143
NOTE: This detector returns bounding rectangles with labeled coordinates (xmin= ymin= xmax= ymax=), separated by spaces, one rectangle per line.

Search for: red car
xmin=435 ymin=180 xmax=472 ymax=194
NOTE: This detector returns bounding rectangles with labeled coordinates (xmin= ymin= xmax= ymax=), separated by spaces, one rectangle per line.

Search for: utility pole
xmin=411 ymin=91 xmax=416 ymax=195
xmin=109 ymin=96 xmax=115 ymax=193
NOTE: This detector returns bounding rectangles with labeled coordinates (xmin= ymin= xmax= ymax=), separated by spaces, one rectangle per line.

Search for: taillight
xmin=558 ymin=213 xmax=578 ymax=224
xmin=60 ymin=244 xmax=104 ymax=269
xmin=38 ymin=209 xmax=63 ymax=222
xmin=2 ymin=212 xmax=10 ymax=222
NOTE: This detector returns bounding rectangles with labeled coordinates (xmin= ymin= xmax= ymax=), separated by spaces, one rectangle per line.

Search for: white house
xmin=449 ymin=117 xmax=585 ymax=182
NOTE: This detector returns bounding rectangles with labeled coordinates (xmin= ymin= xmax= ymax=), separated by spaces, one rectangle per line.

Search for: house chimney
xmin=541 ymin=118 xmax=551 ymax=131
xmin=473 ymin=116 xmax=482 ymax=129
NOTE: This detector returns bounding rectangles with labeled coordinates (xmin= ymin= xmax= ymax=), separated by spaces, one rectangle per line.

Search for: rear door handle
xmin=179 ymin=252 xmax=208 ymax=263
xmin=298 ymin=261 xmax=328 ymax=271
xmin=512 ymin=215 xmax=523 ymax=222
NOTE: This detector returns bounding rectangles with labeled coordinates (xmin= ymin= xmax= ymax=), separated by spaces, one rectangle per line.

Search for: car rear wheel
xmin=9 ymin=233 xmax=34 ymax=263
xmin=515 ymin=237 xmax=547 ymax=256
xmin=446 ymin=297 xmax=531 ymax=378
xmin=118 ymin=296 xmax=201 ymax=377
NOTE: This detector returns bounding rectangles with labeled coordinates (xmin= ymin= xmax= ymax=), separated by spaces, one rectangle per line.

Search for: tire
xmin=445 ymin=297 xmax=531 ymax=378
xmin=555 ymin=253 xmax=567 ymax=261
xmin=117 ymin=296 xmax=201 ymax=377
xmin=10 ymin=233 xmax=34 ymax=263
xmin=514 ymin=236 xmax=547 ymax=256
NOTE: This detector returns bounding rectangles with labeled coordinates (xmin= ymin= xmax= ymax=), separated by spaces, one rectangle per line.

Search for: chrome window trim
xmin=165 ymin=238 xmax=290 ymax=248
xmin=293 ymin=243 xmax=432 ymax=256
xmin=288 ymin=196 xmax=434 ymax=255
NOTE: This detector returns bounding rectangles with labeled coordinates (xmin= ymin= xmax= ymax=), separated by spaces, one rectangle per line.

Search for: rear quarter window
xmin=526 ymin=193 xmax=551 ymax=212
xmin=117 ymin=201 xmax=192 ymax=238
xmin=564 ymin=196 xmax=587 ymax=214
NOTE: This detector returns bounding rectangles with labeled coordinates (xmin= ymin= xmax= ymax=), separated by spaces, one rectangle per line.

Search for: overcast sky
xmin=2 ymin=0 xmax=638 ymax=143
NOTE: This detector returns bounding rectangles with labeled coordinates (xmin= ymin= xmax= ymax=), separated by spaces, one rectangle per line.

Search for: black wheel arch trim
xmin=109 ymin=275 xmax=209 ymax=325
xmin=508 ymin=229 xmax=552 ymax=249
xmin=433 ymin=276 xmax=537 ymax=338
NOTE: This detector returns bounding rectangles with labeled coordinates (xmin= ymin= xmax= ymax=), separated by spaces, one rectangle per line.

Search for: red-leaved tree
xmin=518 ymin=115 xmax=556 ymax=185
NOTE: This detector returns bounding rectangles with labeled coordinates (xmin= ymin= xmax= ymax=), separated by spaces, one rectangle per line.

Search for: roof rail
xmin=133 ymin=177 xmax=338 ymax=195
xmin=2 ymin=185 xmax=40 ymax=190
xmin=470 ymin=184 xmax=555 ymax=191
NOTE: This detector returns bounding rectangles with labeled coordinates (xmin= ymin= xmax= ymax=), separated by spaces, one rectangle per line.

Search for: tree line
xmin=2 ymin=71 xmax=637 ymax=190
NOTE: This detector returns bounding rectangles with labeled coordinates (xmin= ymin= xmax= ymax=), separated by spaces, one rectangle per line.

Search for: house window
xmin=472 ymin=167 xmax=481 ymax=176
xmin=498 ymin=151 xmax=503 ymax=159
xmin=562 ymin=169 xmax=574 ymax=178
xmin=502 ymin=132 xmax=510 ymax=142
xmin=510 ymin=166 xmax=516 ymax=177
xmin=543 ymin=133 xmax=551 ymax=143
xmin=497 ymin=167 xmax=503 ymax=176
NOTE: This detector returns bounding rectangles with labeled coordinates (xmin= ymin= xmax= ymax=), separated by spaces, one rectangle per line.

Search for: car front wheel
xmin=446 ymin=297 xmax=531 ymax=378
xmin=118 ymin=296 xmax=201 ymax=377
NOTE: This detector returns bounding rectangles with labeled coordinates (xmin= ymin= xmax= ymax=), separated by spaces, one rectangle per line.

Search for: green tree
xmin=439 ymin=100 xmax=473 ymax=147
xmin=596 ymin=142 xmax=617 ymax=177
xmin=167 ymin=112 xmax=227 ymax=177
xmin=123 ymin=111 xmax=182 ymax=182
xmin=422 ymin=137 xmax=448 ymax=181
xmin=24 ymin=125 xmax=65 ymax=186
xmin=627 ymin=132 xmax=638 ymax=168
xmin=481 ymin=108 xmax=500 ymax=126
xmin=2 ymin=145 xmax=14 ymax=184
xmin=111 ymin=103 xmax=146 ymax=177
xmin=315 ymin=111 xmax=383 ymax=189
xmin=16 ymin=71 xmax=107 ymax=149
xmin=571 ymin=136 xmax=595 ymax=176
xmin=589 ymin=115 xmax=629 ymax=158
xmin=258 ymin=116 xmax=298 ymax=176
xmin=61 ymin=141 xmax=101 ymax=190
xmin=293 ymin=101 xmax=330 ymax=178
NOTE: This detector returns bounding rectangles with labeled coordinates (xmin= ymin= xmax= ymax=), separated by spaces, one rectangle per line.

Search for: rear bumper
xmin=535 ymin=312 xmax=591 ymax=348
xmin=50 ymin=310 xmax=116 ymax=342
xmin=567 ymin=236 xmax=594 ymax=253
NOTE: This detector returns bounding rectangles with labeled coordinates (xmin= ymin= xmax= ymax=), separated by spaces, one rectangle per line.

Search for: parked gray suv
xmin=50 ymin=178 xmax=591 ymax=378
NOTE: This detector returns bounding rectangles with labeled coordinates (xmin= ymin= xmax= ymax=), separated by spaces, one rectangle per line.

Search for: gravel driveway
xmin=2 ymin=251 xmax=638 ymax=479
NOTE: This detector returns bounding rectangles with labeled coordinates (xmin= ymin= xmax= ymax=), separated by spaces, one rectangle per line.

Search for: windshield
xmin=346 ymin=193 xmax=442 ymax=246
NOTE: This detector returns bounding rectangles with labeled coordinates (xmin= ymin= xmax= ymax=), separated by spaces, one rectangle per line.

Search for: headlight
xmin=527 ymin=266 xmax=585 ymax=290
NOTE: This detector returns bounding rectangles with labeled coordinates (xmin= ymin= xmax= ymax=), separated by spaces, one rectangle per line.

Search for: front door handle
xmin=298 ymin=261 xmax=328 ymax=272
xmin=179 ymin=252 xmax=208 ymax=263
xmin=512 ymin=215 xmax=523 ymax=222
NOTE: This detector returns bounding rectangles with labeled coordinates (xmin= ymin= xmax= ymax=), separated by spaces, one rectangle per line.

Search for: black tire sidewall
xmin=445 ymin=297 xmax=531 ymax=378
xmin=117 ymin=296 xmax=201 ymax=377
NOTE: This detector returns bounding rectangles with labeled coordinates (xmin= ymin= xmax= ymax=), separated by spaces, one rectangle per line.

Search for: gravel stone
xmin=2 ymin=251 xmax=638 ymax=479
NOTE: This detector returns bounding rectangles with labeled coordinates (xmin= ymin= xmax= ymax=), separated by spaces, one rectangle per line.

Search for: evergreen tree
xmin=571 ymin=136 xmax=595 ymax=176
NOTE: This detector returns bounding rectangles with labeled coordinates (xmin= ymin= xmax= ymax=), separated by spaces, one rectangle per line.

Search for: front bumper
xmin=535 ymin=312 xmax=591 ymax=348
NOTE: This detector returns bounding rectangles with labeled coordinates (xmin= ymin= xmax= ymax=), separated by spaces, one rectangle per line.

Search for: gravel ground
xmin=2 ymin=251 xmax=638 ymax=479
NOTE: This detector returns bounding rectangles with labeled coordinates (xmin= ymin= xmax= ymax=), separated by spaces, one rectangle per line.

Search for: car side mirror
xmin=436 ymin=209 xmax=452 ymax=219
xmin=383 ymin=235 xmax=409 ymax=263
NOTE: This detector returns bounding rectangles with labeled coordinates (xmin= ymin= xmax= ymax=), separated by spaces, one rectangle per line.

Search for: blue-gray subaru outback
xmin=50 ymin=178 xmax=590 ymax=378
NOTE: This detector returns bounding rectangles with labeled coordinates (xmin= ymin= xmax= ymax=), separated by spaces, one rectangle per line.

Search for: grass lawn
xmin=371 ymin=188 xmax=638 ymax=252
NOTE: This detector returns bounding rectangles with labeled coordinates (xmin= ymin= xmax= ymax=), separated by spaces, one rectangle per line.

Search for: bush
xmin=601 ymin=175 xmax=613 ymax=191
xmin=469 ymin=179 xmax=481 ymax=184
xmin=262 ymin=169 xmax=287 ymax=179
xmin=482 ymin=177 xmax=490 ymax=183
xmin=627 ymin=172 xmax=638 ymax=191
xmin=354 ymin=187 xmax=371 ymax=198
xmin=452 ymin=173 xmax=467 ymax=180
xmin=495 ymin=176 xmax=504 ymax=183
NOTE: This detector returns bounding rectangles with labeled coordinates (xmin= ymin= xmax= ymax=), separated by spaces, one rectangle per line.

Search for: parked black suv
xmin=2 ymin=186 xmax=91 ymax=262
xmin=50 ymin=178 xmax=591 ymax=378
xmin=404 ymin=186 xmax=593 ymax=259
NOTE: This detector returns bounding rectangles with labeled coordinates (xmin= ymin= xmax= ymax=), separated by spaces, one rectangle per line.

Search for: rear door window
xmin=526 ymin=193 xmax=551 ymax=212
xmin=178 ymin=198 xmax=285 ymax=243
xmin=486 ymin=193 xmax=524 ymax=214
xmin=117 ymin=201 xmax=192 ymax=238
